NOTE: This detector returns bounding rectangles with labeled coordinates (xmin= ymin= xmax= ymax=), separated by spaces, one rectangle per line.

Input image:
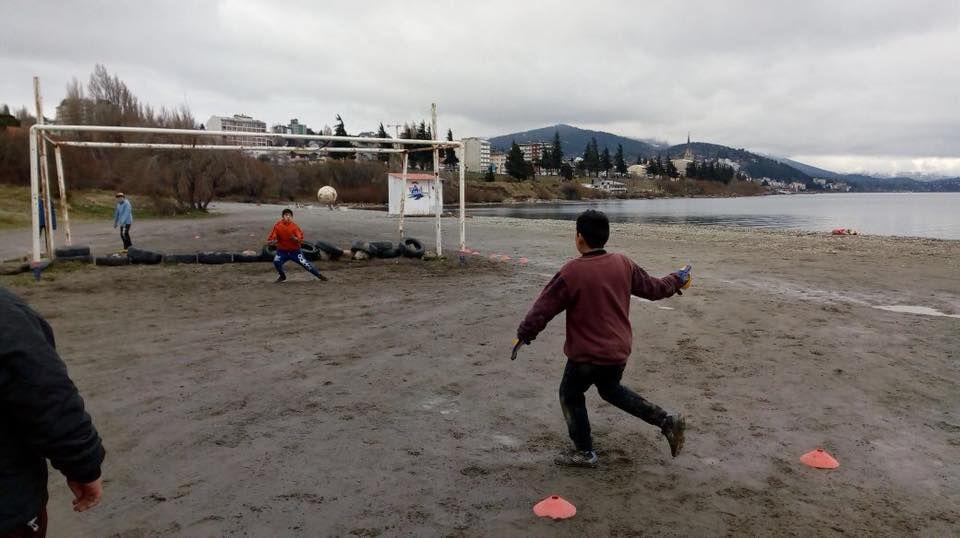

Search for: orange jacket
xmin=267 ymin=220 xmax=304 ymax=251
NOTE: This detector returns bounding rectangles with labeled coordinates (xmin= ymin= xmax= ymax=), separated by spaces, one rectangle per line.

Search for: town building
xmin=627 ymin=163 xmax=648 ymax=177
xmin=456 ymin=137 xmax=491 ymax=173
xmin=490 ymin=152 xmax=507 ymax=175
xmin=206 ymin=114 xmax=269 ymax=146
xmin=519 ymin=141 xmax=549 ymax=163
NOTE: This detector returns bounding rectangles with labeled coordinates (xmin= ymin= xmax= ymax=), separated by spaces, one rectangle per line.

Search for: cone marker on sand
xmin=533 ymin=495 xmax=576 ymax=520
xmin=800 ymin=448 xmax=839 ymax=469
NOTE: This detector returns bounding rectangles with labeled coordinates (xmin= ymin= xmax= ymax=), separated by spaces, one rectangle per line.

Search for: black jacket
xmin=0 ymin=288 xmax=105 ymax=533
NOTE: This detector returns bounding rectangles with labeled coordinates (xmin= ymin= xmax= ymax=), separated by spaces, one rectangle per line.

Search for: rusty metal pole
xmin=54 ymin=145 xmax=72 ymax=246
xmin=431 ymin=103 xmax=441 ymax=256
xmin=34 ymin=77 xmax=54 ymax=257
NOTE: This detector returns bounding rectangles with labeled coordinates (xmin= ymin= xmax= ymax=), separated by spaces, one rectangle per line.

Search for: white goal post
xmin=27 ymin=106 xmax=467 ymax=263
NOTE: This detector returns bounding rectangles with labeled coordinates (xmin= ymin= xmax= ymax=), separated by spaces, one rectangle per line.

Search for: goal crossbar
xmin=28 ymin=122 xmax=467 ymax=263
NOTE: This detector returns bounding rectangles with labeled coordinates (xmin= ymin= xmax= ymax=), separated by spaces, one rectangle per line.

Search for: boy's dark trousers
xmin=559 ymin=359 xmax=668 ymax=452
xmin=119 ymin=224 xmax=132 ymax=249
xmin=0 ymin=504 xmax=47 ymax=538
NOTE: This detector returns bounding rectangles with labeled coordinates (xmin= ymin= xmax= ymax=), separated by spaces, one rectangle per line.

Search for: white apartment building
xmin=519 ymin=141 xmax=549 ymax=163
xmin=490 ymin=152 xmax=507 ymax=175
xmin=206 ymin=114 xmax=269 ymax=146
xmin=456 ymin=137 xmax=491 ymax=173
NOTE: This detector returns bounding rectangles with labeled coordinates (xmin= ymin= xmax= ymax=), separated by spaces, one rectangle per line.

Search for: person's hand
xmin=511 ymin=337 xmax=528 ymax=361
xmin=290 ymin=236 xmax=301 ymax=242
xmin=67 ymin=478 xmax=102 ymax=512
xmin=675 ymin=264 xmax=692 ymax=290
xmin=267 ymin=240 xmax=277 ymax=246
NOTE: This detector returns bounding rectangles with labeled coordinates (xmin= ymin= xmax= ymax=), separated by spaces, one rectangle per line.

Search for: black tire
xmin=127 ymin=246 xmax=163 ymax=265
xmin=54 ymin=245 xmax=91 ymax=258
xmin=402 ymin=238 xmax=425 ymax=258
xmin=234 ymin=250 xmax=262 ymax=263
xmin=362 ymin=241 xmax=394 ymax=258
xmin=259 ymin=246 xmax=275 ymax=262
xmin=54 ymin=255 xmax=93 ymax=264
xmin=313 ymin=240 xmax=344 ymax=261
xmin=350 ymin=240 xmax=367 ymax=253
xmin=370 ymin=241 xmax=402 ymax=258
xmin=299 ymin=241 xmax=321 ymax=261
xmin=164 ymin=253 xmax=198 ymax=264
xmin=197 ymin=251 xmax=233 ymax=264
xmin=95 ymin=255 xmax=130 ymax=266
xmin=0 ymin=263 xmax=30 ymax=276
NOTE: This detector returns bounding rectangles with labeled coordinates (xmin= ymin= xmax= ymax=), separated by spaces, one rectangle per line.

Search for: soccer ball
xmin=317 ymin=186 xmax=337 ymax=204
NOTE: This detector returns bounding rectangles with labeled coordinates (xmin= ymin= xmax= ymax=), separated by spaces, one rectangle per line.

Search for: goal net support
xmin=27 ymin=105 xmax=467 ymax=263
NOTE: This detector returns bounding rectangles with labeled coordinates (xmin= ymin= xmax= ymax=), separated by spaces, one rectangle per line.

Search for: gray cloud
xmin=2 ymin=0 xmax=958 ymax=173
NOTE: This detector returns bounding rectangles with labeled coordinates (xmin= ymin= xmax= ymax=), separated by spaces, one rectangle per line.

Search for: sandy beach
xmin=2 ymin=204 xmax=958 ymax=536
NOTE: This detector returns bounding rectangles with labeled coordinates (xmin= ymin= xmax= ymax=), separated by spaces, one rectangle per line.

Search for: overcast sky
xmin=2 ymin=0 xmax=959 ymax=175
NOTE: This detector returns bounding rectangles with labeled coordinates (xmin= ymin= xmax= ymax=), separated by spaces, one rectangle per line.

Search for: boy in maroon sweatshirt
xmin=515 ymin=210 xmax=691 ymax=467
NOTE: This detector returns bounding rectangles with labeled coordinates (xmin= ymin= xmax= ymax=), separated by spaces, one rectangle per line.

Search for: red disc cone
xmin=800 ymin=448 xmax=839 ymax=469
xmin=533 ymin=495 xmax=576 ymax=520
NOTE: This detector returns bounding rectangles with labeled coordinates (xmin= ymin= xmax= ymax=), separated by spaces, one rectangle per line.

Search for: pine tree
xmin=653 ymin=155 xmax=664 ymax=177
xmin=506 ymin=141 xmax=529 ymax=180
xmin=538 ymin=145 xmax=552 ymax=173
xmin=614 ymin=144 xmax=627 ymax=175
xmin=413 ymin=121 xmax=428 ymax=169
xmin=376 ymin=123 xmax=391 ymax=162
xmin=443 ymin=128 xmax=459 ymax=168
xmin=551 ymin=130 xmax=563 ymax=170
xmin=330 ymin=114 xmax=354 ymax=159
xmin=600 ymin=146 xmax=612 ymax=175
xmin=583 ymin=138 xmax=601 ymax=176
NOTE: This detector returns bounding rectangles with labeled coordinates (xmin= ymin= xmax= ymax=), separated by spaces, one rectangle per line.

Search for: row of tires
xmin=46 ymin=238 xmax=426 ymax=268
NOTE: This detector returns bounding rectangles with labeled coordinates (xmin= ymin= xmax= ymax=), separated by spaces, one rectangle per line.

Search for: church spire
xmin=683 ymin=132 xmax=694 ymax=160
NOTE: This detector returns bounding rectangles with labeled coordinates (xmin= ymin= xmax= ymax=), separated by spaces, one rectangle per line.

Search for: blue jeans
xmin=273 ymin=249 xmax=322 ymax=278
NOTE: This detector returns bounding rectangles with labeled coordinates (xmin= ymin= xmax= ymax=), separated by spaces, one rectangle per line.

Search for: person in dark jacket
xmin=515 ymin=210 xmax=692 ymax=467
xmin=0 ymin=287 xmax=105 ymax=537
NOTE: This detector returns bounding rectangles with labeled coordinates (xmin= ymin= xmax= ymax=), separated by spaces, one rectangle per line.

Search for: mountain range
xmin=488 ymin=124 xmax=960 ymax=191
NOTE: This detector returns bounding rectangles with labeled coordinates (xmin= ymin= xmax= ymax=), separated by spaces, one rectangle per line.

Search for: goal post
xmin=28 ymin=115 xmax=468 ymax=263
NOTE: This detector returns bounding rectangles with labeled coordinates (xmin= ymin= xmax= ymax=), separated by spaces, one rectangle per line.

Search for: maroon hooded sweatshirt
xmin=517 ymin=250 xmax=683 ymax=365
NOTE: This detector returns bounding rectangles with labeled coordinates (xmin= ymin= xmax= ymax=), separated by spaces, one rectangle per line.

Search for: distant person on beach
xmin=266 ymin=208 xmax=327 ymax=283
xmin=112 ymin=192 xmax=132 ymax=250
xmin=0 ymin=287 xmax=106 ymax=538
xmin=37 ymin=199 xmax=56 ymax=242
xmin=514 ymin=209 xmax=692 ymax=467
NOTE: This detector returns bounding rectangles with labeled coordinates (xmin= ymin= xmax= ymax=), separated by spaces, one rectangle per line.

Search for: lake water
xmin=469 ymin=193 xmax=960 ymax=240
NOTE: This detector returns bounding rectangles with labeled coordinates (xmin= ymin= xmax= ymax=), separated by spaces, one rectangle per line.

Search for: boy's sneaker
xmin=554 ymin=449 xmax=599 ymax=468
xmin=274 ymin=274 xmax=287 ymax=283
xmin=661 ymin=413 xmax=686 ymax=457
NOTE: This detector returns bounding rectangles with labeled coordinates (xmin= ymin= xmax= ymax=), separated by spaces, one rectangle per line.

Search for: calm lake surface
xmin=469 ymin=193 xmax=960 ymax=240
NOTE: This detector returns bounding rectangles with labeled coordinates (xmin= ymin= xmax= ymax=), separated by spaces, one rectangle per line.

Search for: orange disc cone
xmin=533 ymin=495 xmax=576 ymax=520
xmin=800 ymin=448 xmax=839 ymax=469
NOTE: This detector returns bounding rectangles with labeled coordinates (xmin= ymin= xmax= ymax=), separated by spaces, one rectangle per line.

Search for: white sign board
xmin=388 ymin=173 xmax=443 ymax=215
